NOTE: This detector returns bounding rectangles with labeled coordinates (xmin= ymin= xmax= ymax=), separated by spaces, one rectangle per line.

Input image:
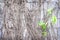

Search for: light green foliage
xmin=42 ymin=32 xmax=47 ymax=37
xmin=38 ymin=21 xmax=45 ymax=26
xmin=38 ymin=21 xmax=47 ymax=36
xmin=38 ymin=8 xmax=57 ymax=37
xmin=51 ymin=16 xmax=57 ymax=24
xmin=38 ymin=21 xmax=46 ymax=31
xmin=41 ymin=23 xmax=46 ymax=31
xmin=47 ymin=8 xmax=53 ymax=15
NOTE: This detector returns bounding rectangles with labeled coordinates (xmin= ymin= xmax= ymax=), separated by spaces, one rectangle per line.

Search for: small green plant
xmin=47 ymin=8 xmax=53 ymax=15
xmin=38 ymin=21 xmax=47 ymax=37
xmin=51 ymin=16 xmax=57 ymax=24
xmin=42 ymin=31 xmax=47 ymax=37
xmin=38 ymin=8 xmax=57 ymax=37
xmin=38 ymin=21 xmax=46 ymax=31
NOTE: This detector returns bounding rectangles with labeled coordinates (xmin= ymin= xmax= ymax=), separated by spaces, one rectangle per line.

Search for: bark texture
xmin=2 ymin=0 xmax=59 ymax=40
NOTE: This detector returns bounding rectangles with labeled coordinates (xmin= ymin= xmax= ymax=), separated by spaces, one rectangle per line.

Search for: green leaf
xmin=47 ymin=8 xmax=53 ymax=15
xmin=42 ymin=32 xmax=47 ymax=36
xmin=38 ymin=21 xmax=46 ymax=31
xmin=42 ymin=24 xmax=46 ymax=31
xmin=51 ymin=16 xmax=57 ymax=24
xmin=38 ymin=21 xmax=44 ymax=26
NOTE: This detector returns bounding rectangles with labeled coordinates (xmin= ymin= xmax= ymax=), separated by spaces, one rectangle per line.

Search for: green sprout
xmin=38 ymin=8 xmax=57 ymax=37
xmin=38 ymin=21 xmax=45 ymax=26
xmin=51 ymin=16 xmax=57 ymax=24
xmin=38 ymin=21 xmax=47 ymax=33
xmin=42 ymin=32 xmax=47 ymax=37
xmin=47 ymin=8 xmax=53 ymax=15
